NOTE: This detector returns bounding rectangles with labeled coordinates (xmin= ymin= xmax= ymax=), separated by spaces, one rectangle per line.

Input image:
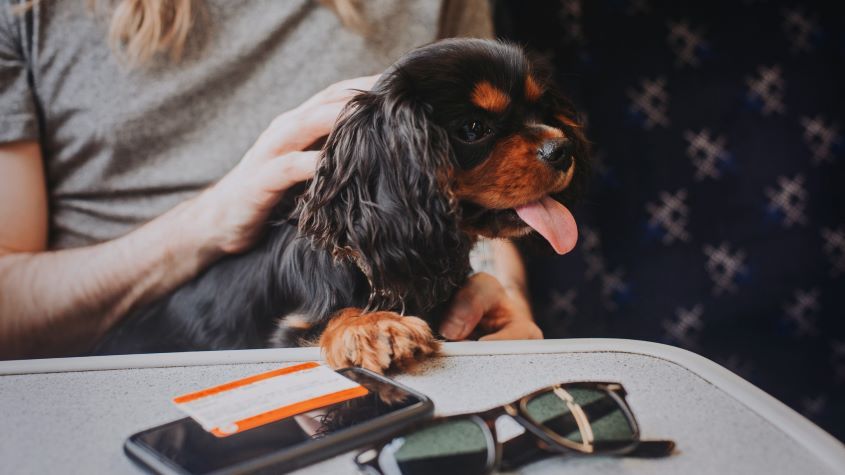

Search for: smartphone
xmin=124 ymin=367 xmax=433 ymax=474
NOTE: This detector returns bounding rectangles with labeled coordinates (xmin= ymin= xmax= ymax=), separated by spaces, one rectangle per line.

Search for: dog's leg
xmin=319 ymin=308 xmax=441 ymax=373
xmin=269 ymin=314 xmax=324 ymax=348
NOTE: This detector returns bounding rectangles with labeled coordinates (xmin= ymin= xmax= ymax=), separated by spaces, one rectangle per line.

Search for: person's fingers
xmin=439 ymin=293 xmax=483 ymax=341
xmin=339 ymin=74 xmax=381 ymax=91
xmin=440 ymin=273 xmax=503 ymax=340
xmin=299 ymin=74 xmax=381 ymax=109
xmin=299 ymin=101 xmax=349 ymax=138
xmin=322 ymin=75 xmax=381 ymax=103
xmin=259 ymin=151 xmax=319 ymax=193
xmin=254 ymin=75 xmax=383 ymax=161
xmin=479 ymin=320 xmax=543 ymax=341
xmin=254 ymin=101 xmax=347 ymax=159
xmin=241 ymin=150 xmax=318 ymax=217
xmin=298 ymin=76 xmax=382 ymax=131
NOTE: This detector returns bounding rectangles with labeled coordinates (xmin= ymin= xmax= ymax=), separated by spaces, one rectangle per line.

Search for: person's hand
xmin=190 ymin=75 xmax=381 ymax=254
xmin=439 ymin=272 xmax=543 ymax=341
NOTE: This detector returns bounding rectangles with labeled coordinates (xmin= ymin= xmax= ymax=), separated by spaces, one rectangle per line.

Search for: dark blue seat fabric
xmin=495 ymin=0 xmax=845 ymax=439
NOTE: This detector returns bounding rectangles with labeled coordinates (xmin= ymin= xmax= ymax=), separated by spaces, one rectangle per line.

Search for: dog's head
xmin=298 ymin=39 xmax=589 ymax=311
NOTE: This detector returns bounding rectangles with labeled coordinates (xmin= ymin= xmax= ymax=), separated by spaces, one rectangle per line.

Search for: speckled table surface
xmin=1 ymin=339 xmax=843 ymax=475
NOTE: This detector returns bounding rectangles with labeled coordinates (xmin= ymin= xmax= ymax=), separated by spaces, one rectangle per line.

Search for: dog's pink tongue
xmin=514 ymin=196 xmax=578 ymax=254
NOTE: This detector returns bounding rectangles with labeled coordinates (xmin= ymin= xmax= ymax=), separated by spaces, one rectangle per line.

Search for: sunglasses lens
xmin=525 ymin=387 xmax=635 ymax=447
xmin=384 ymin=418 xmax=491 ymax=475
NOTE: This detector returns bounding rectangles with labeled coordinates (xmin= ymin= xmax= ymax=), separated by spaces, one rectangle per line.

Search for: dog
xmin=94 ymin=39 xmax=590 ymax=373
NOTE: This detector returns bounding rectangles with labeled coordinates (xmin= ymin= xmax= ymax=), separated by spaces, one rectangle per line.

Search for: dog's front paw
xmin=319 ymin=308 xmax=441 ymax=373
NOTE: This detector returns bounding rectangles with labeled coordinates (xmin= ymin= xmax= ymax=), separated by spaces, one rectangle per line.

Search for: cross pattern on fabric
xmin=646 ymin=189 xmax=691 ymax=244
xmin=782 ymin=288 xmax=821 ymax=338
xmin=703 ymin=243 xmax=748 ymax=296
xmin=684 ymin=129 xmax=731 ymax=181
xmin=662 ymin=304 xmax=704 ymax=349
xmin=781 ymin=7 xmax=820 ymax=54
xmin=746 ymin=65 xmax=786 ymax=116
xmin=580 ymin=226 xmax=607 ymax=280
xmin=666 ymin=20 xmax=707 ymax=68
xmin=548 ymin=289 xmax=578 ymax=317
xmin=601 ymin=267 xmax=629 ymax=310
xmin=558 ymin=0 xmax=584 ymax=44
xmin=765 ymin=174 xmax=808 ymax=227
xmin=627 ymin=77 xmax=670 ymax=129
xmin=800 ymin=115 xmax=841 ymax=166
xmin=820 ymin=226 xmax=845 ymax=277
xmin=801 ymin=394 xmax=828 ymax=419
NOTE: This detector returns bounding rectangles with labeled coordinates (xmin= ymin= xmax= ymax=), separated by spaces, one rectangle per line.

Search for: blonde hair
xmin=105 ymin=0 xmax=196 ymax=65
xmin=19 ymin=0 xmax=366 ymax=67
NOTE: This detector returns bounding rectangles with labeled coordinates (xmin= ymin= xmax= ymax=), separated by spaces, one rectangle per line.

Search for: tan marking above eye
xmin=530 ymin=123 xmax=565 ymax=138
xmin=471 ymin=81 xmax=510 ymax=113
xmin=525 ymin=76 xmax=543 ymax=102
xmin=555 ymin=114 xmax=582 ymax=129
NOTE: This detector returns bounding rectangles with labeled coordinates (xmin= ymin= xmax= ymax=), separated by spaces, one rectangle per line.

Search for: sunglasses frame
xmin=355 ymin=381 xmax=644 ymax=475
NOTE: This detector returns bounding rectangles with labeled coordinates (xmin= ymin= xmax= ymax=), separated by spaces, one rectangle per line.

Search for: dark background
xmin=494 ymin=0 xmax=845 ymax=440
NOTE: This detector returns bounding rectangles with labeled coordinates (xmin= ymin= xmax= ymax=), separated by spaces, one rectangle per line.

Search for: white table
xmin=1 ymin=339 xmax=843 ymax=474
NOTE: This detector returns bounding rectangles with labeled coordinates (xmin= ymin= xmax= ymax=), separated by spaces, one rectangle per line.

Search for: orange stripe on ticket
xmin=173 ymin=362 xmax=319 ymax=404
xmin=210 ymin=385 xmax=370 ymax=437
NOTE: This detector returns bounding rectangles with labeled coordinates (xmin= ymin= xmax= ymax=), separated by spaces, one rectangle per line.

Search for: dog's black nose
xmin=537 ymin=138 xmax=574 ymax=171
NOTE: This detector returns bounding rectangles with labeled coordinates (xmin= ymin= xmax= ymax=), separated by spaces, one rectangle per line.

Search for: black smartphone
xmin=124 ymin=367 xmax=433 ymax=474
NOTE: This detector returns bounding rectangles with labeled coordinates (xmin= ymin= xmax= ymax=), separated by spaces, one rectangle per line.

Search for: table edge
xmin=2 ymin=338 xmax=843 ymax=470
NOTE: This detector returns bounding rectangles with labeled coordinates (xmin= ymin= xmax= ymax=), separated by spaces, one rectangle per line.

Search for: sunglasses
xmin=354 ymin=382 xmax=676 ymax=475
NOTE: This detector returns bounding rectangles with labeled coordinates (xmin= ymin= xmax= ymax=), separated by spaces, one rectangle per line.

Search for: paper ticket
xmin=172 ymin=362 xmax=368 ymax=437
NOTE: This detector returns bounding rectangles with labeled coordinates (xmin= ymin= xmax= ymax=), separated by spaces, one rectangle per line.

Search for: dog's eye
xmin=457 ymin=121 xmax=492 ymax=142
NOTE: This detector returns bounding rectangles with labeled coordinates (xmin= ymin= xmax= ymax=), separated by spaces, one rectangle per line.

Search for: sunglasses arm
xmin=474 ymin=405 xmax=554 ymax=470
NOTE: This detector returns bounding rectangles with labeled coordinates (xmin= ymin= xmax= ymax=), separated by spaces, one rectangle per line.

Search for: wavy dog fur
xmin=298 ymin=82 xmax=471 ymax=314
xmin=95 ymin=39 xmax=590 ymax=372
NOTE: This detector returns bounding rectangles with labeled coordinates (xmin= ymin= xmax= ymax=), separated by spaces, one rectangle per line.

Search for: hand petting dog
xmin=193 ymin=75 xmax=381 ymax=255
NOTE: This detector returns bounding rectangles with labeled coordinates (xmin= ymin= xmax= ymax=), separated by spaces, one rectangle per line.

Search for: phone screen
xmin=129 ymin=368 xmax=428 ymax=474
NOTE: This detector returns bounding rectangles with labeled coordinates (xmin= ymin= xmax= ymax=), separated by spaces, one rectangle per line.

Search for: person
xmin=0 ymin=0 xmax=544 ymax=359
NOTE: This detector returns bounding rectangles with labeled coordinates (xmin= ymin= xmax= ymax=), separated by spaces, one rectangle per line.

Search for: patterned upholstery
xmin=495 ymin=0 xmax=844 ymax=439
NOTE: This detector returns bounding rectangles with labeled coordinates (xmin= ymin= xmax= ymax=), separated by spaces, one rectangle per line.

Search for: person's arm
xmin=0 ymin=144 xmax=230 ymax=357
xmin=0 ymin=76 xmax=379 ymax=359
xmin=439 ymin=239 xmax=543 ymax=341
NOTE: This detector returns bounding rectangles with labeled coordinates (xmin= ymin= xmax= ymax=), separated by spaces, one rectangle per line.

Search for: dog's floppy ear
xmin=297 ymin=82 xmax=471 ymax=312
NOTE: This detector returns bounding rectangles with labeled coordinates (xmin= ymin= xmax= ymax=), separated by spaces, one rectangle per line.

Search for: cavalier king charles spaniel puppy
xmin=95 ymin=39 xmax=590 ymax=373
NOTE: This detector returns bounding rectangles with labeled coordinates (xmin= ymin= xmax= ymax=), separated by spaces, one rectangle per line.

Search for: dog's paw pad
xmin=320 ymin=309 xmax=441 ymax=373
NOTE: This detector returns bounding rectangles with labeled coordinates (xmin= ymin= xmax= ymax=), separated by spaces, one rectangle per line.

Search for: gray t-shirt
xmin=0 ymin=0 xmax=491 ymax=249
